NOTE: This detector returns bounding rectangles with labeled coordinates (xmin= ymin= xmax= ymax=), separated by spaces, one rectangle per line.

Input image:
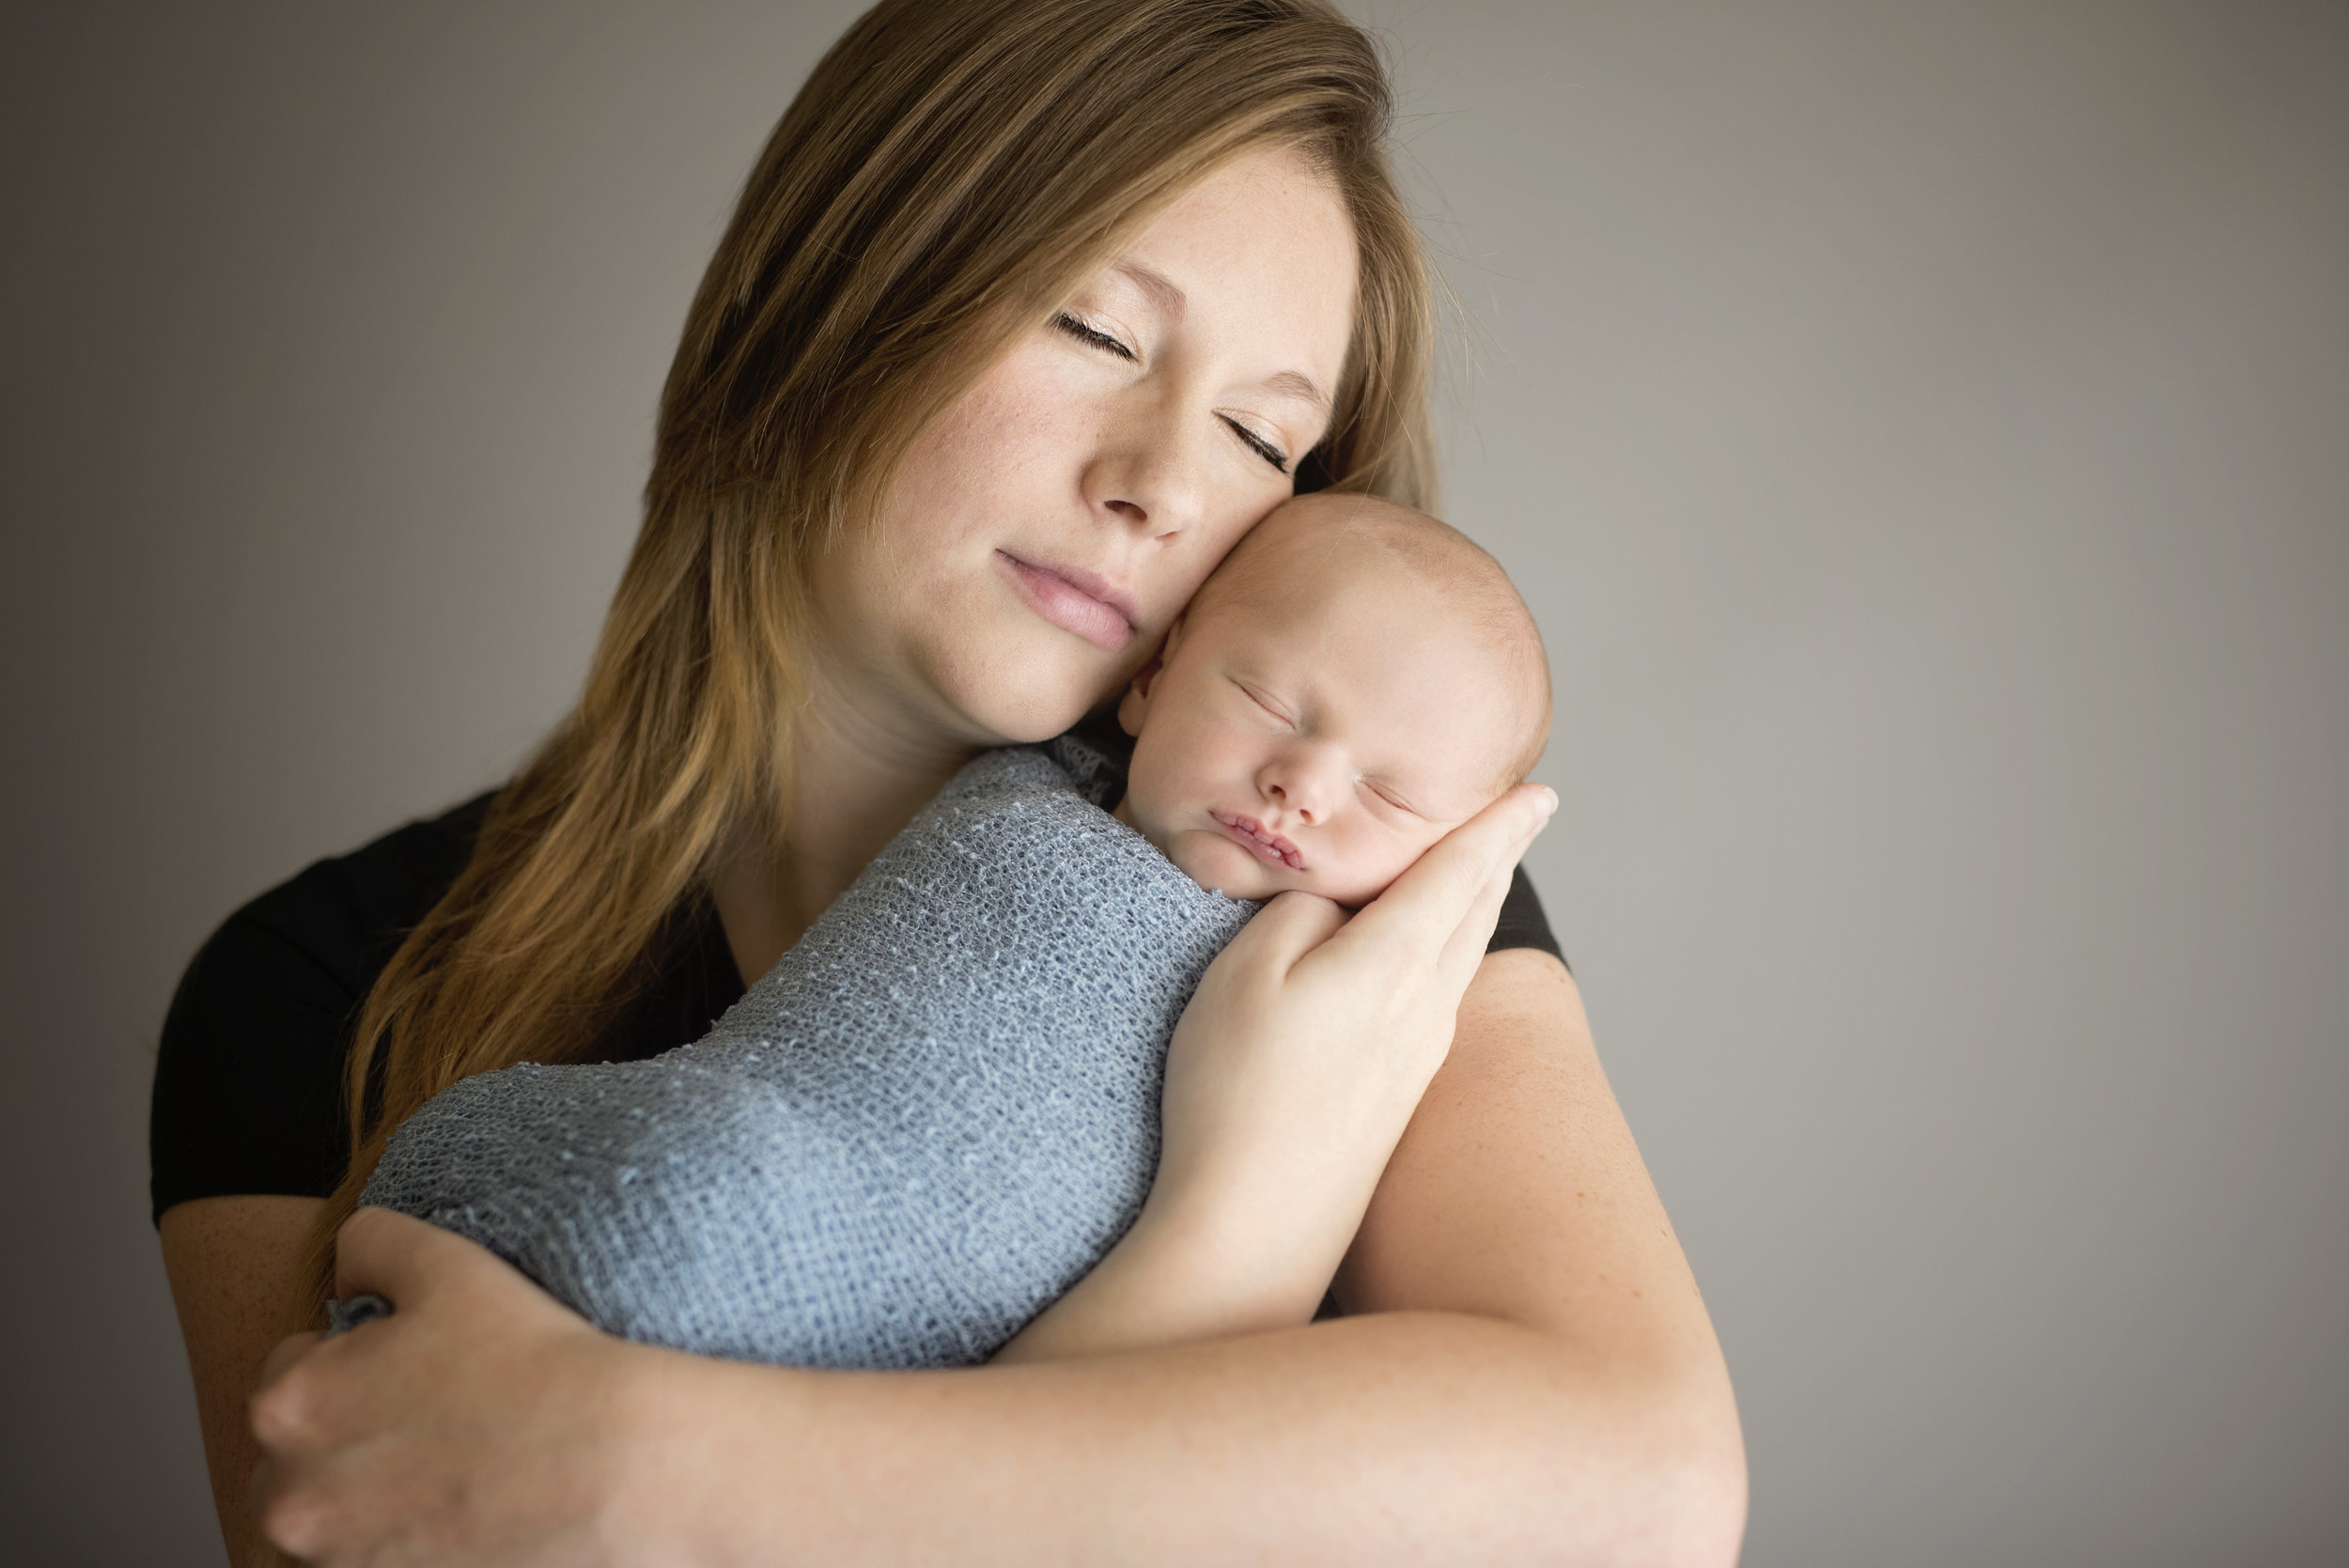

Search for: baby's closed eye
xmin=1233 ymin=678 xmax=1294 ymax=727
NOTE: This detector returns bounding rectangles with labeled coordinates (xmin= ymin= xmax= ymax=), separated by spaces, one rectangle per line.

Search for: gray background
xmin=4 ymin=2 xmax=2342 ymax=1562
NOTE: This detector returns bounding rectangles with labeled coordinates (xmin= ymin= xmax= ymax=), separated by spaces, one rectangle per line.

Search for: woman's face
xmin=811 ymin=144 xmax=1360 ymax=749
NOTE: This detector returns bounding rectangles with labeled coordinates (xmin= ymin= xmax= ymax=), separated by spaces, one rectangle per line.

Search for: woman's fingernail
xmin=1534 ymin=784 xmax=1559 ymax=818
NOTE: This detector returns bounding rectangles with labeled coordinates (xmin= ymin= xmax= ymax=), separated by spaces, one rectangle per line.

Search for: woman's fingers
xmin=1219 ymin=889 xmax=1349 ymax=974
xmin=1334 ymin=784 xmax=1555 ymax=958
xmin=1433 ymin=851 xmax=1527 ymax=992
xmin=332 ymin=1203 xmax=473 ymax=1307
xmin=335 ymin=1204 xmax=594 ymax=1345
xmin=255 ymin=1330 xmax=322 ymax=1394
xmin=255 ymin=1217 xmax=618 ymax=1563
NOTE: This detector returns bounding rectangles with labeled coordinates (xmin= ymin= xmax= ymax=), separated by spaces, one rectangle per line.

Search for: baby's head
xmin=1113 ymin=493 xmax=1550 ymax=906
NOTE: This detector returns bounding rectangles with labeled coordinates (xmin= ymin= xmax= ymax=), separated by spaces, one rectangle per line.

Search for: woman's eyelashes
xmin=1221 ymin=417 xmax=1289 ymax=474
xmin=1052 ymin=309 xmax=1133 ymax=361
xmin=1050 ymin=310 xmax=1290 ymax=475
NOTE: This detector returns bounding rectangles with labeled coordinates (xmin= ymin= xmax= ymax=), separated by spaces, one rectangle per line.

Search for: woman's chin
xmin=939 ymin=648 xmax=1120 ymax=745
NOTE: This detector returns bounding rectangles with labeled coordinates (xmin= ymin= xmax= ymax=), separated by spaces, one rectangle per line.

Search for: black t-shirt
xmin=149 ymin=726 xmax=1563 ymax=1225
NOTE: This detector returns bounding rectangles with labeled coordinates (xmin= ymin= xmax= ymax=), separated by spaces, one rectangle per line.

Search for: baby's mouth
xmin=1210 ymin=811 xmax=1304 ymax=871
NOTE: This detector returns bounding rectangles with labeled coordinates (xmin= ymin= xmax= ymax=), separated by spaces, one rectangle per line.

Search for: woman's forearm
xmin=988 ymin=1196 xmax=1318 ymax=1363
xmin=988 ymin=1146 xmax=1361 ymax=1364
xmin=629 ymin=1309 xmax=1741 ymax=1567
xmin=158 ymin=1195 xmax=327 ymax=1566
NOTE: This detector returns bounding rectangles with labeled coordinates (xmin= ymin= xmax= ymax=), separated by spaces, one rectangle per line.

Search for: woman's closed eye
xmin=1051 ymin=310 xmax=1290 ymax=474
xmin=1219 ymin=415 xmax=1288 ymax=474
xmin=1052 ymin=309 xmax=1134 ymax=361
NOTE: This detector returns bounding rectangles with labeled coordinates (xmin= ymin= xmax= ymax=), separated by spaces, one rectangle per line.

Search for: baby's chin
xmin=1164 ymin=830 xmax=1399 ymax=908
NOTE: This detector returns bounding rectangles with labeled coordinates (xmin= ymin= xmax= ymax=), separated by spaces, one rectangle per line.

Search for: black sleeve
xmin=1489 ymin=865 xmax=1566 ymax=968
xmin=148 ymin=797 xmax=491 ymax=1225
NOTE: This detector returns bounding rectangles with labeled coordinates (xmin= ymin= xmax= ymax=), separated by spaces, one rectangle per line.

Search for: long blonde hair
xmin=299 ymin=0 xmax=1439 ymax=1319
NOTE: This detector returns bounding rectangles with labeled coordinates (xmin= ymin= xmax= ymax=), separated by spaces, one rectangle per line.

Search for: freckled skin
xmin=1112 ymin=509 xmax=1532 ymax=908
xmin=802 ymin=147 xmax=1360 ymax=752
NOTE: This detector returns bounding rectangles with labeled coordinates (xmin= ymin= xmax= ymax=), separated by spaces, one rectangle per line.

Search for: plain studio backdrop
xmin=5 ymin=3 xmax=2344 ymax=1561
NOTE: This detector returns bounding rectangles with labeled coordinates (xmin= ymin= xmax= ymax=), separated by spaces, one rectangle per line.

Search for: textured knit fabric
xmin=151 ymin=708 xmax=1561 ymax=1230
xmin=354 ymin=747 xmax=1257 ymax=1370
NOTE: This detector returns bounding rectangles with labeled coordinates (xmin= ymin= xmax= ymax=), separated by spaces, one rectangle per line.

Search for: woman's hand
xmin=997 ymin=781 xmax=1555 ymax=1361
xmin=1155 ymin=781 xmax=1558 ymax=1300
xmin=248 ymin=1207 xmax=679 ymax=1566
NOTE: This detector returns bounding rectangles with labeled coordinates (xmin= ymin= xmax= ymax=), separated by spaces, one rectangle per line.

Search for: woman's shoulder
xmin=223 ymin=794 xmax=498 ymax=988
xmin=1494 ymin=867 xmax=1564 ymax=968
xmin=148 ymin=793 xmax=498 ymax=1225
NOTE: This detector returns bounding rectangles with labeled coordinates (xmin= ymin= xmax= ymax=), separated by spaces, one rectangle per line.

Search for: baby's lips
xmin=1210 ymin=809 xmax=1306 ymax=871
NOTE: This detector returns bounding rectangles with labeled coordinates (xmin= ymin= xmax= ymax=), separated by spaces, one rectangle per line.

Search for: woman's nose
xmin=1083 ymin=390 xmax=1209 ymax=542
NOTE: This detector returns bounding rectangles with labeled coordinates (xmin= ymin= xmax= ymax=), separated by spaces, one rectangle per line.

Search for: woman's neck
xmin=708 ymin=676 xmax=977 ymax=987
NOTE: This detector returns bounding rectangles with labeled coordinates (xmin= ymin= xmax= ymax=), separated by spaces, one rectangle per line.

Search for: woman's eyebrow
xmin=1262 ymin=368 xmax=1331 ymax=416
xmin=1112 ymin=259 xmax=1187 ymax=321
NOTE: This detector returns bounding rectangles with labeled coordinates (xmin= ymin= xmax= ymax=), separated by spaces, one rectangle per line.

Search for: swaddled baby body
xmin=342 ymin=494 xmax=1550 ymax=1368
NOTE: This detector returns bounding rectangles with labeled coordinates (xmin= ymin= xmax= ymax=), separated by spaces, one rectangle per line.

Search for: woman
xmin=153 ymin=1 xmax=1746 ymax=1560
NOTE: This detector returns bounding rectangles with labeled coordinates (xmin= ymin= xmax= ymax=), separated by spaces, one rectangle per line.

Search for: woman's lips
xmin=1211 ymin=810 xmax=1304 ymax=871
xmin=996 ymin=551 xmax=1137 ymax=652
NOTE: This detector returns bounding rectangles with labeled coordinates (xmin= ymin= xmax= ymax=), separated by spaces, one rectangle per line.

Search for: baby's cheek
xmin=1315 ymin=832 xmax=1439 ymax=907
xmin=1169 ymin=832 xmax=1278 ymax=900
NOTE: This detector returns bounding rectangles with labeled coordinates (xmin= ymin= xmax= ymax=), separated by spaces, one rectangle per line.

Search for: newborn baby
xmin=345 ymin=493 xmax=1549 ymax=1368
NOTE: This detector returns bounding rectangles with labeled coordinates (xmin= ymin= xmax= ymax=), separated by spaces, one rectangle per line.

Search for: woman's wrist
xmin=600 ymin=1340 xmax=820 ymax=1565
xmin=991 ymin=1177 xmax=1336 ymax=1364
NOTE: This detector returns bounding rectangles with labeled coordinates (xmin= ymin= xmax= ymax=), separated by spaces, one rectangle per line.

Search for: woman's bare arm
xmin=254 ymin=951 xmax=1745 ymax=1566
xmin=159 ymin=1194 xmax=324 ymax=1566
xmin=1343 ymin=948 xmax=1746 ymax=1545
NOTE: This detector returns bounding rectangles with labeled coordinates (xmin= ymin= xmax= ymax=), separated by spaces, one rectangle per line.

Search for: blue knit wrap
xmin=354 ymin=746 xmax=1256 ymax=1368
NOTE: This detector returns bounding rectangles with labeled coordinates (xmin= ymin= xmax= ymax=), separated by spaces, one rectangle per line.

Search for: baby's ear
xmin=1118 ymin=613 xmax=1185 ymax=737
xmin=1116 ymin=658 xmax=1159 ymax=737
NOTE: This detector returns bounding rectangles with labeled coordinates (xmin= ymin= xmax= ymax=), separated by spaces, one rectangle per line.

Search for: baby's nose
xmin=1261 ymin=752 xmax=1344 ymax=824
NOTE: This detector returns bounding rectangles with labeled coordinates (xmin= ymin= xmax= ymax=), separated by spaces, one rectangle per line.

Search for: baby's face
xmin=1115 ymin=554 xmax=1532 ymax=907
